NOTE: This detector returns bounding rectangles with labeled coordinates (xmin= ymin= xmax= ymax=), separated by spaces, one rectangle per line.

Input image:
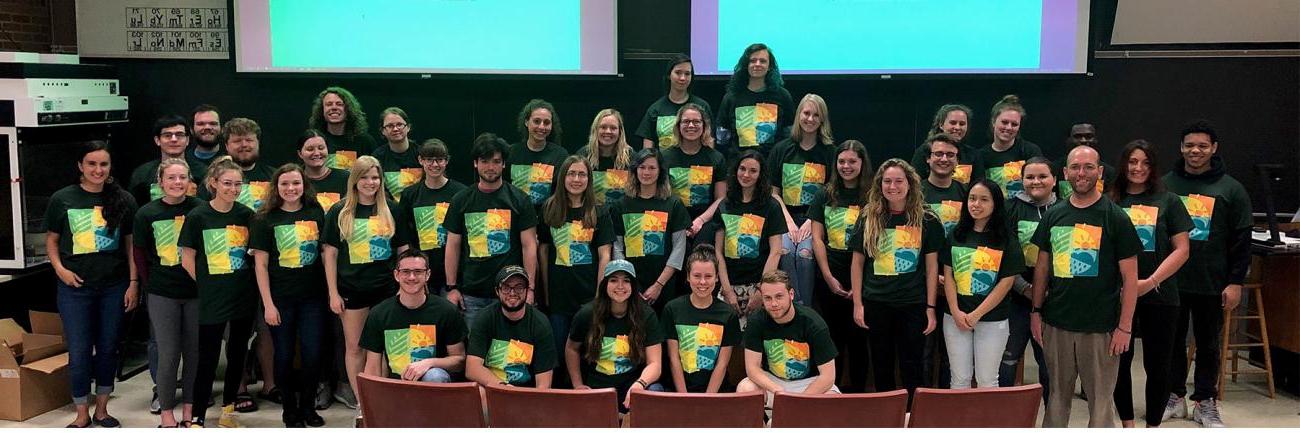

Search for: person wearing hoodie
xmin=999 ymin=157 xmax=1057 ymax=399
xmin=1053 ymin=123 xmax=1117 ymax=199
xmin=1160 ymin=120 xmax=1251 ymax=428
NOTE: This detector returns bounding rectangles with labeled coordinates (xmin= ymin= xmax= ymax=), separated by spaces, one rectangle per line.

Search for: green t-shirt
xmin=767 ymin=139 xmax=835 ymax=223
xmin=575 ymin=145 xmax=630 ymax=206
xmin=539 ymin=206 xmax=615 ymax=316
xmin=467 ymin=303 xmax=557 ymax=387
xmin=443 ymin=184 xmax=539 ymax=298
xmin=568 ymin=301 xmax=664 ymax=390
xmin=397 ymin=178 xmax=469 ymax=291
xmin=322 ymin=131 xmax=378 ymax=170
xmin=128 ymin=156 xmax=209 ymax=205
xmin=1162 ymin=170 xmax=1253 ymax=295
xmin=807 ymin=187 xmax=864 ymax=277
xmin=922 ymin=179 xmax=968 ymax=238
xmin=978 ymin=138 xmax=1043 ymax=197
xmin=660 ymin=295 xmax=741 ymax=392
xmin=133 ymin=196 xmax=203 ymax=299
xmin=742 ymin=304 xmax=837 ymax=381
xmin=1005 ymin=196 xmax=1059 ymax=278
xmin=359 ymin=294 xmax=468 ymax=379
xmin=43 ymin=185 xmax=137 ymax=287
xmin=1116 ymin=191 xmax=1194 ymax=306
xmin=635 ymin=95 xmax=713 ymax=149
xmin=940 ymin=229 xmax=1025 ymax=321
xmin=910 ymin=142 xmax=984 ymax=186
xmin=372 ymin=142 xmax=423 ymax=200
xmin=714 ymin=197 xmax=787 ymax=286
xmin=1053 ymin=158 xmax=1117 ymax=200
xmin=308 ymin=168 xmax=351 ymax=212
xmin=611 ymin=194 xmax=691 ymax=306
xmin=661 ymin=145 xmax=727 ymax=218
xmin=178 ymin=201 xmax=255 ymax=324
xmin=506 ymin=142 xmax=570 ymax=207
xmin=716 ymin=86 xmax=795 ymax=157
xmin=1030 ymin=196 xmax=1142 ymax=333
xmin=248 ymin=205 xmax=327 ymax=302
xmin=848 ymin=212 xmax=945 ymax=305
xmin=322 ymin=202 xmax=398 ymax=300
xmin=236 ymin=163 xmax=276 ymax=212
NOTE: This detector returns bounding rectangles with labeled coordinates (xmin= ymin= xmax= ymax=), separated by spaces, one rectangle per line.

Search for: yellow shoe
xmin=218 ymin=405 xmax=241 ymax=428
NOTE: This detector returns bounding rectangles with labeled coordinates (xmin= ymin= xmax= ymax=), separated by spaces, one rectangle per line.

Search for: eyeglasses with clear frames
xmin=382 ymin=123 xmax=408 ymax=130
xmin=396 ymin=268 xmax=429 ymax=277
xmin=160 ymin=132 xmax=189 ymax=139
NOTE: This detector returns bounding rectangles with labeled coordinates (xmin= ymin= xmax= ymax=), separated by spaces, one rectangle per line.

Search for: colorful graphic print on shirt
xmin=763 ymin=339 xmax=811 ymax=381
xmin=486 ymin=339 xmax=535 ymax=385
xmin=511 ymin=163 xmax=556 ymax=205
xmin=466 ymin=209 xmax=512 ymax=258
xmin=274 ymin=220 xmax=320 ymax=268
xmin=1124 ymin=205 xmax=1159 ymax=252
xmin=347 ymin=216 xmax=393 ymax=264
xmin=202 ymin=225 xmax=248 ymax=274
xmin=986 ymin=160 xmax=1026 ymax=196
xmin=722 ymin=213 xmax=764 ymax=259
xmin=669 ymin=166 xmax=714 ymax=207
xmin=736 ymin=103 xmax=778 ymax=148
xmin=622 ymin=211 xmax=668 ymax=257
xmin=676 ymin=323 xmax=724 ymax=374
xmin=1050 ymin=223 xmax=1102 ymax=278
xmin=1180 ymin=194 xmax=1215 ymax=241
xmin=951 ymin=246 xmax=1004 ymax=296
xmin=781 ymin=162 xmax=826 ymax=206
xmin=384 ymin=325 xmax=437 ymax=375
xmin=151 ymin=216 xmax=185 ymax=266
xmin=872 ymin=226 xmax=922 ymax=276
xmin=551 ymin=221 xmax=595 ymax=266
xmin=596 ymin=334 xmax=633 ymax=375
xmin=68 ymin=206 xmax=120 ymax=254
xmin=413 ymin=202 xmax=452 ymax=251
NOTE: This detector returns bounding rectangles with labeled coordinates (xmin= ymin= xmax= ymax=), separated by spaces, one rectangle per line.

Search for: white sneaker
xmin=1162 ymin=394 xmax=1187 ymax=421
xmin=1192 ymin=398 xmax=1225 ymax=428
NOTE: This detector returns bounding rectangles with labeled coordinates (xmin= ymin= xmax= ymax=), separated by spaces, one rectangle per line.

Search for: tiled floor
xmin=1 ymin=342 xmax=1295 ymax=428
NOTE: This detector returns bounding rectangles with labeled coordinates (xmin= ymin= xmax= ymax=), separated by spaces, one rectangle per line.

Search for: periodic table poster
xmin=76 ymin=0 xmax=229 ymax=59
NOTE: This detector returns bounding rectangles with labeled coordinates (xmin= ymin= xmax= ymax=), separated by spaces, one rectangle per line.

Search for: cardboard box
xmin=0 ymin=311 xmax=70 ymax=421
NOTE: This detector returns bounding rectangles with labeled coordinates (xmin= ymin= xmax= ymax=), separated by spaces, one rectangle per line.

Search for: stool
xmin=1219 ymin=283 xmax=1276 ymax=399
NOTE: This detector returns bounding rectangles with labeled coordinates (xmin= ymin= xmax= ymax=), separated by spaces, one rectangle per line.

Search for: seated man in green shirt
xmin=465 ymin=266 xmax=557 ymax=388
xmin=737 ymin=270 xmax=839 ymax=407
xmin=360 ymin=249 xmax=467 ymax=382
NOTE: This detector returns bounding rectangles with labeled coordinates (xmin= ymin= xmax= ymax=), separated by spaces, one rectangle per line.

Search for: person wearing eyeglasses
xmin=920 ymin=133 xmax=968 ymax=390
xmin=465 ymin=266 xmax=557 ymax=388
xmin=360 ymin=249 xmax=468 ymax=382
xmin=129 ymin=114 xmax=209 ymax=205
xmin=396 ymin=139 xmax=467 ymax=295
xmin=373 ymin=107 xmax=424 ymax=200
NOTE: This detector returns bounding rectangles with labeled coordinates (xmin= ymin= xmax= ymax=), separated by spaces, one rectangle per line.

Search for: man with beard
xmin=1054 ymin=123 xmax=1116 ymax=199
xmin=130 ymin=114 xmax=210 ymax=205
xmin=186 ymin=104 xmax=224 ymax=164
xmin=923 ymin=133 xmax=968 ymax=238
xmin=360 ymin=249 xmax=467 ymax=382
xmin=1160 ymin=120 xmax=1249 ymax=428
xmin=1029 ymin=145 xmax=1141 ymax=427
xmin=223 ymin=118 xmax=276 ymax=212
xmin=737 ymin=270 xmax=839 ymax=407
xmin=465 ymin=266 xmax=556 ymax=388
xmin=444 ymin=133 xmax=539 ymax=324
xmin=308 ymin=87 xmax=377 ymax=170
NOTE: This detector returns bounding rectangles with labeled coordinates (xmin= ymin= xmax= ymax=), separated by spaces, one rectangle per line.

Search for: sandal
xmin=66 ymin=419 xmax=91 ymax=428
xmin=94 ymin=414 xmax=121 ymax=428
xmin=233 ymin=393 xmax=259 ymax=413
xmin=256 ymin=387 xmax=283 ymax=405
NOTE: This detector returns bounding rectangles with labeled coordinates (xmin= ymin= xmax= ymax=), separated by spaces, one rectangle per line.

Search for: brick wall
xmin=0 ymin=0 xmax=54 ymax=53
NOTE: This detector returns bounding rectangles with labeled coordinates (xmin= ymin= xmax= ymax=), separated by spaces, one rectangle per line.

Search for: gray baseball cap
xmin=603 ymin=260 xmax=637 ymax=279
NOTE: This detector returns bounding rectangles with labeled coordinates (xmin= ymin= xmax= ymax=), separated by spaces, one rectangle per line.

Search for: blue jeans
xmin=462 ymin=294 xmax=496 ymax=327
xmin=1001 ymin=292 xmax=1049 ymax=402
xmin=57 ymin=280 xmax=128 ymax=404
xmin=419 ymin=368 xmax=451 ymax=383
xmin=268 ymin=297 xmax=327 ymax=416
xmin=779 ymin=233 xmax=814 ymax=306
xmin=548 ymin=311 xmax=574 ymax=387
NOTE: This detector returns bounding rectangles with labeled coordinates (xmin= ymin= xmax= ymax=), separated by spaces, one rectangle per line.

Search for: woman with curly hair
xmin=715 ymin=43 xmax=795 ymax=161
xmin=507 ymin=99 xmax=571 ymax=210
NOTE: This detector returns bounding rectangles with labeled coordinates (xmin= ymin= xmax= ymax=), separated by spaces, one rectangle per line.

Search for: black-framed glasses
xmin=930 ymin=151 xmax=957 ymax=159
xmin=160 ymin=132 xmax=189 ymax=139
xmin=498 ymin=282 xmax=529 ymax=294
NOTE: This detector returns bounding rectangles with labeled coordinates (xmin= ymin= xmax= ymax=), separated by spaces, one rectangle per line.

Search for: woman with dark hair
xmin=135 ymin=158 xmax=203 ymax=427
xmin=508 ymin=99 xmax=571 ymax=209
xmin=977 ymin=95 xmax=1043 ymax=197
xmin=182 ymin=156 xmax=256 ymax=427
xmin=662 ymin=104 xmax=727 ymax=247
xmin=714 ymin=150 xmax=786 ymax=314
xmin=566 ymin=260 xmax=665 ymax=411
xmin=373 ymin=107 xmax=424 ymax=198
xmin=849 ymin=159 xmax=943 ymax=398
xmin=662 ymin=244 xmax=741 ymax=393
xmin=250 ymin=164 xmax=328 ymax=427
xmin=808 ymin=139 xmax=872 ymax=392
xmin=297 ymin=129 xmax=351 ymax=212
xmin=768 ymin=93 xmax=837 ymax=306
xmin=397 ymin=138 xmax=467 ymax=293
xmin=576 ymin=109 xmax=634 ymax=205
xmin=716 ymin=43 xmax=796 ymax=160
xmin=539 ymin=155 xmax=614 ymax=375
xmin=941 ymin=179 xmax=1024 ymax=389
xmin=999 ymin=156 xmax=1057 ymax=396
xmin=636 ymin=54 xmax=714 ymax=149
xmin=308 ymin=86 xmax=376 ymax=170
xmin=46 ymin=141 xmax=139 ymax=428
xmin=911 ymin=104 xmax=982 ymax=184
xmin=1110 ymin=140 xmax=1192 ymax=428
xmin=611 ymin=149 xmax=691 ymax=310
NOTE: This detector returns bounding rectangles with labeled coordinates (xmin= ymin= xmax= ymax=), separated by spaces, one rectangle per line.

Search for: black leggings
xmin=1114 ymin=303 xmax=1179 ymax=425
xmin=813 ymin=277 xmax=868 ymax=393
xmin=193 ymin=318 xmax=255 ymax=422
xmin=864 ymin=300 xmax=927 ymax=396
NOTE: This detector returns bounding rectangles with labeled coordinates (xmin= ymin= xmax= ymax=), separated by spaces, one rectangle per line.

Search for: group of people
xmin=42 ymin=43 xmax=1252 ymax=428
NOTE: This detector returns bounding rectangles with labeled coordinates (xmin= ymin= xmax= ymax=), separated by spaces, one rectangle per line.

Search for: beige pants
xmin=1042 ymin=323 xmax=1120 ymax=427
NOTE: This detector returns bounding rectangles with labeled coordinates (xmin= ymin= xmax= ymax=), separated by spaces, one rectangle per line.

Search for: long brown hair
xmin=584 ymin=273 xmax=648 ymax=366
xmin=542 ymin=156 xmax=598 ymax=229
xmin=861 ymin=159 xmax=929 ymax=257
xmin=826 ymin=140 xmax=872 ymax=206
xmin=1110 ymin=139 xmax=1164 ymax=201
xmin=257 ymin=163 xmax=317 ymax=218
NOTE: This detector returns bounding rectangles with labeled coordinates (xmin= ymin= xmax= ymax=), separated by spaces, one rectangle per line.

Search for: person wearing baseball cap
xmin=465 ymin=266 xmax=557 ymax=388
xmin=565 ymin=260 xmax=665 ymax=412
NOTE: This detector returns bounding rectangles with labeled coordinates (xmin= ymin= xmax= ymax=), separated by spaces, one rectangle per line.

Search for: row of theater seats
xmin=355 ymin=373 xmax=1044 ymax=428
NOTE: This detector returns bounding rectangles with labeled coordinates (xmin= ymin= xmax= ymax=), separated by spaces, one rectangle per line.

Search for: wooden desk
xmin=1250 ymin=222 xmax=1300 ymax=354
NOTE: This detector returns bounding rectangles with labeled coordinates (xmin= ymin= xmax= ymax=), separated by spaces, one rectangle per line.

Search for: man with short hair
xmin=737 ymin=270 xmax=839 ymax=406
xmin=1161 ymin=120 xmax=1250 ymax=428
xmin=465 ymin=266 xmax=556 ymax=388
xmin=1054 ymin=122 xmax=1116 ymax=199
xmin=186 ymin=104 xmax=224 ymax=164
xmin=129 ymin=115 xmax=209 ymax=205
xmin=444 ymin=133 xmax=539 ymax=324
xmin=922 ymin=133 xmax=968 ymax=238
xmin=1030 ymin=145 xmax=1141 ymax=427
xmin=360 ymin=249 xmax=467 ymax=382
xmin=308 ymin=86 xmax=377 ymax=170
xmin=222 ymin=118 xmax=275 ymax=211
xmin=397 ymin=139 xmax=468 ymax=294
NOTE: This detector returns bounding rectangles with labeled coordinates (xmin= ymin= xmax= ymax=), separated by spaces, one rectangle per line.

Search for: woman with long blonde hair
xmin=768 ymin=93 xmax=837 ymax=306
xmin=577 ymin=109 xmax=634 ymax=205
xmin=321 ymin=155 xmax=399 ymax=406
xmin=849 ymin=158 xmax=943 ymax=398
